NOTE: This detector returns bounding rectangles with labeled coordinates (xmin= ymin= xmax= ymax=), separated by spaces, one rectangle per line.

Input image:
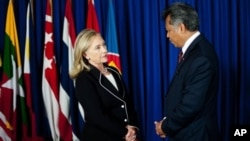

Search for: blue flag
xmin=106 ymin=0 xmax=122 ymax=73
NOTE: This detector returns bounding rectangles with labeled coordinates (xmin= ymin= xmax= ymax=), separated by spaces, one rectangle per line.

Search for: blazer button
xmin=124 ymin=119 xmax=127 ymax=122
xmin=121 ymin=105 xmax=124 ymax=108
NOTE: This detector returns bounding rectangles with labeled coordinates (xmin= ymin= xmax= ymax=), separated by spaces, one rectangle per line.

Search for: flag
xmin=28 ymin=0 xmax=49 ymax=138
xmin=23 ymin=2 xmax=43 ymax=140
xmin=86 ymin=0 xmax=100 ymax=32
xmin=42 ymin=0 xmax=72 ymax=140
xmin=23 ymin=2 xmax=32 ymax=138
xmin=106 ymin=0 xmax=122 ymax=72
xmin=60 ymin=0 xmax=84 ymax=140
xmin=0 ymin=0 xmax=27 ymax=140
xmin=42 ymin=0 xmax=59 ymax=138
xmin=0 ymin=112 xmax=11 ymax=141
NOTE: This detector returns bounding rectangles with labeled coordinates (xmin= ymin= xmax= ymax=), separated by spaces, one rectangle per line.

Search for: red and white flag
xmin=42 ymin=0 xmax=72 ymax=140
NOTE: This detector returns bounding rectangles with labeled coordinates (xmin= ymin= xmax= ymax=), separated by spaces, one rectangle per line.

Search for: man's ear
xmin=179 ymin=23 xmax=186 ymax=33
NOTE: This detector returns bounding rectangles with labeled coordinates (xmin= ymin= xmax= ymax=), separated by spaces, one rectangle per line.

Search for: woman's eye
xmin=95 ymin=46 xmax=100 ymax=49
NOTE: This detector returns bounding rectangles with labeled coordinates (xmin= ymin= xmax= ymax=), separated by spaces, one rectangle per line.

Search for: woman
xmin=70 ymin=29 xmax=139 ymax=141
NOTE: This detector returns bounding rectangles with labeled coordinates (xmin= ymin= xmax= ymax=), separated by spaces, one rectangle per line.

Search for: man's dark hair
xmin=162 ymin=2 xmax=199 ymax=31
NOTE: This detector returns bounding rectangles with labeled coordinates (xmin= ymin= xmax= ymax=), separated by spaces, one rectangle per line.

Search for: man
xmin=154 ymin=2 xmax=219 ymax=141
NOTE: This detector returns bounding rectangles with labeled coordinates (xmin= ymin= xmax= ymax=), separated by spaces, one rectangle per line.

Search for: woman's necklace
xmin=101 ymin=67 xmax=108 ymax=74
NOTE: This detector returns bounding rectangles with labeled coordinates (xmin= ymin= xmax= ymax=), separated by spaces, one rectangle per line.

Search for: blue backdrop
xmin=0 ymin=0 xmax=249 ymax=141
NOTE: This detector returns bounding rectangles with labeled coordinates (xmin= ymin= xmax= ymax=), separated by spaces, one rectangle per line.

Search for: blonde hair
xmin=70 ymin=29 xmax=99 ymax=79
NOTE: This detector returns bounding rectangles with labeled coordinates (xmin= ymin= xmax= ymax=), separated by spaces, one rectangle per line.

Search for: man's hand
xmin=154 ymin=119 xmax=166 ymax=138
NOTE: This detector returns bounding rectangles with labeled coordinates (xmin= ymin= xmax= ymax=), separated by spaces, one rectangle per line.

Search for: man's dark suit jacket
xmin=75 ymin=65 xmax=137 ymax=141
xmin=162 ymin=34 xmax=219 ymax=141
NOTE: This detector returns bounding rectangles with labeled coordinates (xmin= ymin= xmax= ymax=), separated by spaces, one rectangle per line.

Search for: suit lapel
xmin=183 ymin=34 xmax=203 ymax=61
xmin=175 ymin=34 xmax=203 ymax=75
xmin=178 ymin=35 xmax=203 ymax=66
xmin=107 ymin=67 xmax=125 ymax=98
xmin=90 ymin=66 xmax=124 ymax=98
